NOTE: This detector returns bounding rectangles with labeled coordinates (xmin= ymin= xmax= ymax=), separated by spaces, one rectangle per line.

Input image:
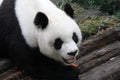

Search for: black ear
xmin=64 ymin=3 xmax=74 ymax=18
xmin=34 ymin=12 xmax=48 ymax=29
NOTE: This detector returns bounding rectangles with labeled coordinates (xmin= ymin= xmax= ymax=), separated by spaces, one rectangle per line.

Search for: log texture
xmin=77 ymin=29 xmax=120 ymax=80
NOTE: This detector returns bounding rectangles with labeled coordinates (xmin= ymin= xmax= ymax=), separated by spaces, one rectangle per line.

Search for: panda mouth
xmin=63 ymin=58 xmax=75 ymax=64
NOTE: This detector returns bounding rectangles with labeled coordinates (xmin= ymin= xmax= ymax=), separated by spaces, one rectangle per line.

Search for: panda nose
xmin=67 ymin=50 xmax=78 ymax=56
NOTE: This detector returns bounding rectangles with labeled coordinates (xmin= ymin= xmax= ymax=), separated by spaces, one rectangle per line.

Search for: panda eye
xmin=72 ymin=32 xmax=79 ymax=43
xmin=54 ymin=38 xmax=63 ymax=50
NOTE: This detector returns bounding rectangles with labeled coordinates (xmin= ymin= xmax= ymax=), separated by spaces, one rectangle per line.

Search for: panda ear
xmin=34 ymin=12 xmax=49 ymax=29
xmin=64 ymin=3 xmax=74 ymax=18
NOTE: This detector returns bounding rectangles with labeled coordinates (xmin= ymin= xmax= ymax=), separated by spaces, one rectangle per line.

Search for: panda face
xmin=37 ymin=28 xmax=82 ymax=65
xmin=52 ymin=32 xmax=80 ymax=64
xmin=35 ymin=12 xmax=82 ymax=65
xmin=32 ymin=3 xmax=82 ymax=65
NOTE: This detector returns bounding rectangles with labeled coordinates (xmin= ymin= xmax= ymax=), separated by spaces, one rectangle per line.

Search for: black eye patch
xmin=54 ymin=38 xmax=63 ymax=50
xmin=72 ymin=32 xmax=79 ymax=43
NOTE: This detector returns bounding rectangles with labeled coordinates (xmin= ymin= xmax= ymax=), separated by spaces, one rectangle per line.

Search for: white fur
xmin=15 ymin=0 xmax=82 ymax=64
xmin=0 ymin=0 xmax=3 ymax=6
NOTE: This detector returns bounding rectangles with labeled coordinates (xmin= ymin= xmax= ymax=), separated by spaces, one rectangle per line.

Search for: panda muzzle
xmin=63 ymin=58 xmax=75 ymax=64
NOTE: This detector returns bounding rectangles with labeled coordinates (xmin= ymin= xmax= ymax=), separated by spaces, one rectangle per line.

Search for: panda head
xmin=34 ymin=3 xmax=82 ymax=65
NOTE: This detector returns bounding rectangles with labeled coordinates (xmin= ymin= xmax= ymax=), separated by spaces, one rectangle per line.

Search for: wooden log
xmin=0 ymin=67 xmax=22 ymax=80
xmin=78 ymin=29 xmax=120 ymax=58
xmin=77 ymin=41 xmax=120 ymax=73
xmin=76 ymin=41 xmax=120 ymax=65
xmin=0 ymin=67 xmax=32 ymax=80
xmin=0 ymin=59 xmax=12 ymax=73
xmin=79 ymin=56 xmax=120 ymax=80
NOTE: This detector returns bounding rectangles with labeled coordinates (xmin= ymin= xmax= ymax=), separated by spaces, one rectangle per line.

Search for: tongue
xmin=67 ymin=58 xmax=75 ymax=63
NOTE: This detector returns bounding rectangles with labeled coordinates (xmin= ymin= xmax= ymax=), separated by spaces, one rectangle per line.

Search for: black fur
xmin=34 ymin=12 xmax=48 ymax=30
xmin=72 ymin=32 xmax=79 ymax=43
xmin=64 ymin=3 xmax=74 ymax=18
xmin=0 ymin=0 xmax=79 ymax=80
xmin=54 ymin=38 xmax=63 ymax=50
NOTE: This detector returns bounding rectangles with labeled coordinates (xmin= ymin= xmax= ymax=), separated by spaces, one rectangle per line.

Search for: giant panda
xmin=0 ymin=0 xmax=82 ymax=80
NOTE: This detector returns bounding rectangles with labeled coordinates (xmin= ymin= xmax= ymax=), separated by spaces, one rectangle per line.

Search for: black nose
xmin=67 ymin=50 xmax=78 ymax=56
